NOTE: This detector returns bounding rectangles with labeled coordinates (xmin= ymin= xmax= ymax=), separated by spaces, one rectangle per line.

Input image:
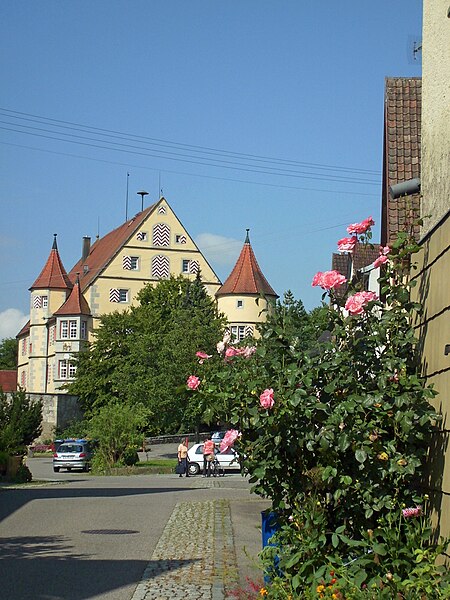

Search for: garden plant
xmin=188 ymin=216 xmax=449 ymax=599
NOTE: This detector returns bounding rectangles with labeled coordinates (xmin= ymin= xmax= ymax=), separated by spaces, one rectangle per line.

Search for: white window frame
xmin=60 ymin=321 xmax=69 ymax=339
xmin=236 ymin=300 xmax=244 ymax=309
xmin=59 ymin=360 xmax=68 ymax=379
xmin=42 ymin=295 xmax=48 ymax=308
xmin=69 ymin=320 xmax=77 ymax=339
xmin=231 ymin=325 xmax=246 ymax=342
xmin=182 ymin=259 xmax=190 ymax=273
xmin=58 ymin=360 xmax=77 ymax=380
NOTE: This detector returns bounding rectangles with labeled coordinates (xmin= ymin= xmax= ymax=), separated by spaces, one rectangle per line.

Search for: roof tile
xmin=216 ymin=231 xmax=277 ymax=298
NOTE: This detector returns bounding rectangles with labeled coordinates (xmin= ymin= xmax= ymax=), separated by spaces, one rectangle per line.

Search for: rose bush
xmin=187 ymin=217 xmax=448 ymax=597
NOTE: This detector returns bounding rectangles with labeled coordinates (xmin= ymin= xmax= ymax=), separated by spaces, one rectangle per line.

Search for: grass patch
xmin=92 ymin=459 xmax=178 ymax=476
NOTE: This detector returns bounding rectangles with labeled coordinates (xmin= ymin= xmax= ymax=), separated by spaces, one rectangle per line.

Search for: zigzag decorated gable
xmin=158 ymin=205 xmax=166 ymax=214
xmin=110 ymin=288 xmax=120 ymax=302
xmin=33 ymin=296 xmax=42 ymax=308
xmin=152 ymin=255 xmax=170 ymax=279
xmin=153 ymin=223 xmax=170 ymax=247
xmin=189 ymin=260 xmax=199 ymax=274
xmin=122 ymin=256 xmax=132 ymax=270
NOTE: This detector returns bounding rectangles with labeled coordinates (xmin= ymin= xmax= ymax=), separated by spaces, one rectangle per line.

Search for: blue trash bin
xmin=261 ymin=510 xmax=280 ymax=583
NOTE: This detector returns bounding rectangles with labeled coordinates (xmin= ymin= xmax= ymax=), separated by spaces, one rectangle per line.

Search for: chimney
xmin=82 ymin=236 xmax=91 ymax=262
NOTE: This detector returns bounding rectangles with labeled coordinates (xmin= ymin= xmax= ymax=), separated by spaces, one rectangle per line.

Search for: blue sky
xmin=0 ymin=1 xmax=422 ymax=339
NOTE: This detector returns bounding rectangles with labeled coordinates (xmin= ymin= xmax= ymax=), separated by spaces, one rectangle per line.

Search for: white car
xmin=187 ymin=442 xmax=240 ymax=475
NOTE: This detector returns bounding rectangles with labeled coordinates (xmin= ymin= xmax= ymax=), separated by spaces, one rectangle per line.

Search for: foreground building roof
xmin=381 ymin=77 xmax=421 ymax=245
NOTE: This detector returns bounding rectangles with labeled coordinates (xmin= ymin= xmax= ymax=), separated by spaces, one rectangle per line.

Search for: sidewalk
xmin=131 ymin=476 xmax=269 ymax=600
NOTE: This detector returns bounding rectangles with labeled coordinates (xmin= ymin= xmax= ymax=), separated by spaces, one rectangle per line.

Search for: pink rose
xmin=196 ymin=351 xmax=212 ymax=364
xmin=402 ymin=506 xmax=422 ymax=519
xmin=347 ymin=216 xmax=375 ymax=235
xmin=186 ymin=375 xmax=200 ymax=390
xmin=225 ymin=347 xmax=239 ymax=358
xmin=260 ymin=388 xmax=274 ymax=409
xmin=312 ymin=270 xmax=347 ymax=290
xmin=380 ymin=245 xmax=390 ymax=256
xmin=337 ymin=236 xmax=357 ymax=253
xmin=373 ymin=254 xmax=388 ymax=269
xmin=219 ymin=429 xmax=240 ymax=452
xmin=345 ymin=291 xmax=378 ymax=315
xmin=311 ymin=271 xmax=323 ymax=287
xmin=242 ymin=346 xmax=257 ymax=358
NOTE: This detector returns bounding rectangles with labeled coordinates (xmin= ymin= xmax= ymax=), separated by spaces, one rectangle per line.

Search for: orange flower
xmin=259 ymin=588 xmax=268 ymax=597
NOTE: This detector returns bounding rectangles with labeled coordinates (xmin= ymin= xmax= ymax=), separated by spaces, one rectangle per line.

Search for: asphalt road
xmin=0 ymin=455 xmax=267 ymax=600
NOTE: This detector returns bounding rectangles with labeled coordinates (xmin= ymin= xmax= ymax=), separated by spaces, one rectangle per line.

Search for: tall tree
xmin=0 ymin=338 xmax=18 ymax=370
xmin=69 ymin=275 xmax=226 ymax=434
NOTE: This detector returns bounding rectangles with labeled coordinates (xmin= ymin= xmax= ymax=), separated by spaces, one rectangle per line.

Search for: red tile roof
xmin=331 ymin=253 xmax=351 ymax=298
xmin=54 ymin=277 xmax=91 ymax=316
xmin=381 ymin=77 xmax=421 ymax=245
xmin=216 ymin=231 xmax=277 ymax=298
xmin=30 ymin=235 xmax=73 ymax=291
xmin=0 ymin=370 xmax=17 ymax=392
xmin=352 ymin=242 xmax=380 ymax=271
xmin=69 ymin=201 xmax=158 ymax=290
xmin=16 ymin=320 xmax=30 ymax=338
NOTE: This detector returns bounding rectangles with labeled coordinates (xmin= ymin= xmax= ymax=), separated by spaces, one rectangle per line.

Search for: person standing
xmin=177 ymin=438 xmax=189 ymax=477
xmin=202 ymin=436 xmax=215 ymax=477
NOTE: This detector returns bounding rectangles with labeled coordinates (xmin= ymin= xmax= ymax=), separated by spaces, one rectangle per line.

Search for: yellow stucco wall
xmin=421 ymin=0 xmax=450 ymax=235
xmin=413 ymin=0 xmax=450 ymax=540
xmin=217 ymin=294 xmax=276 ymax=337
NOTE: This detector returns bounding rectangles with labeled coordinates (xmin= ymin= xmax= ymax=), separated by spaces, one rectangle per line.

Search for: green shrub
xmin=12 ymin=464 xmax=32 ymax=483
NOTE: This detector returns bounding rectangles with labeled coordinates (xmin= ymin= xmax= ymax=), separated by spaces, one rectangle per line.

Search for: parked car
xmin=187 ymin=442 xmax=240 ymax=475
xmin=52 ymin=439 xmax=95 ymax=472
xmin=211 ymin=431 xmax=226 ymax=445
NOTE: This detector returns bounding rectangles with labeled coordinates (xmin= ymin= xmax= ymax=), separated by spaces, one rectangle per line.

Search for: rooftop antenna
xmin=158 ymin=172 xmax=162 ymax=198
xmin=413 ymin=40 xmax=422 ymax=60
xmin=137 ymin=190 xmax=149 ymax=212
xmin=407 ymin=35 xmax=422 ymax=64
xmin=96 ymin=217 xmax=100 ymax=240
xmin=125 ymin=172 xmax=130 ymax=221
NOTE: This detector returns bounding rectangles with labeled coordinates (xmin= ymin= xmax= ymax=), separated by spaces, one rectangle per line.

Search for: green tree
xmin=87 ymin=401 xmax=149 ymax=471
xmin=0 ymin=389 xmax=42 ymax=454
xmin=69 ymin=275 xmax=226 ymax=434
xmin=0 ymin=338 xmax=18 ymax=370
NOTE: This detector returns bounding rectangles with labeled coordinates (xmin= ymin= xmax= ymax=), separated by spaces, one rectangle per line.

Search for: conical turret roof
xmin=54 ymin=275 xmax=91 ymax=316
xmin=30 ymin=234 xmax=73 ymax=291
xmin=216 ymin=230 xmax=277 ymax=298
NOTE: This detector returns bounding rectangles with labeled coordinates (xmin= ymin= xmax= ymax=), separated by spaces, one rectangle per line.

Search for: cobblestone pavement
xmin=131 ymin=496 xmax=238 ymax=600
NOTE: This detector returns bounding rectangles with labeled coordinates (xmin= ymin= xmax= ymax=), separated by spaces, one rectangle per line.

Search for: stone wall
xmin=28 ymin=393 xmax=83 ymax=441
